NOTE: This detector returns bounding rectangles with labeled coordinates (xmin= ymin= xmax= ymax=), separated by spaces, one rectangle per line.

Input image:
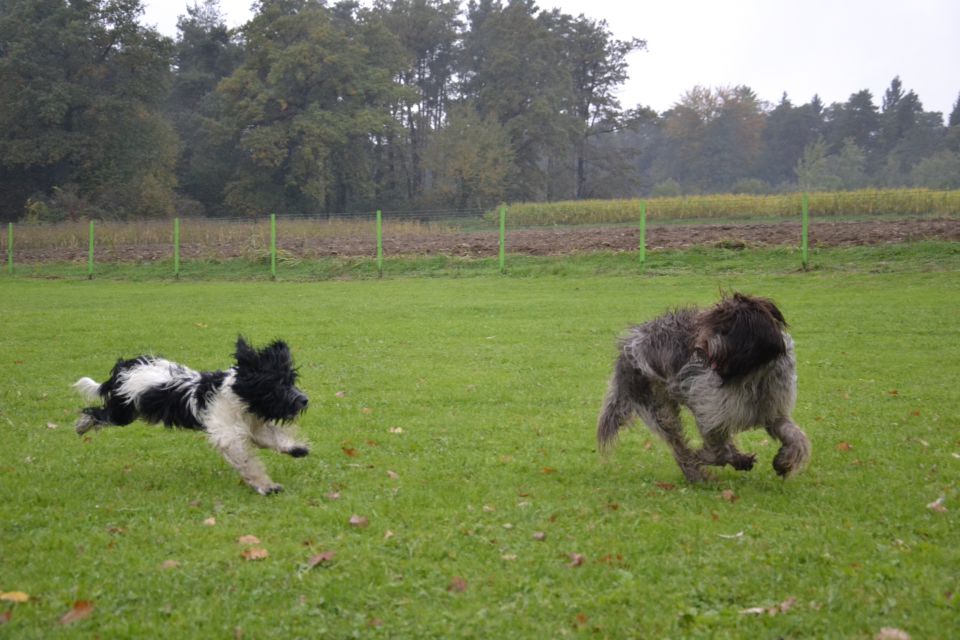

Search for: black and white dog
xmin=74 ymin=337 xmax=310 ymax=495
xmin=597 ymin=293 xmax=811 ymax=482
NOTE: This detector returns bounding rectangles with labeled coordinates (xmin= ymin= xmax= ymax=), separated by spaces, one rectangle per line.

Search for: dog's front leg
xmin=249 ymin=422 xmax=310 ymax=458
xmin=765 ymin=417 xmax=811 ymax=478
xmin=209 ymin=432 xmax=283 ymax=495
xmin=698 ymin=428 xmax=756 ymax=471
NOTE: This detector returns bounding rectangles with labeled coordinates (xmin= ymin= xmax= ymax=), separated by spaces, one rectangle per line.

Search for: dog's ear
xmin=235 ymin=336 xmax=259 ymax=366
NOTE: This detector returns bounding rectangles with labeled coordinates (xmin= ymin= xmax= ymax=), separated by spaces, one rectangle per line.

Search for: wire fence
xmin=4 ymin=191 xmax=960 ymax=278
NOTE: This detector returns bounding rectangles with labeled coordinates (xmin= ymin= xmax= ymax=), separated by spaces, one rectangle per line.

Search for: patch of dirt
xmin=12 ymin=218 xmax=959 ymax=263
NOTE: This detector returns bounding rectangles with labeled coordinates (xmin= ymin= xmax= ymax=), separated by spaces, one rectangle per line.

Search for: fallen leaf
xmin=325 ymin=491 xmax=341 ymax=501
xmin=0 ymin=611 xmax=10 ymax=625
xmin=349 ymin=514 xmax=369 ymax=528
xmin=335 ymin=391 xmax=346 ymax=398
xmin=656 ymin=482 xmax=677 ymax=491
xmin=384 ymin=530 xmax=395 ymax=540
xmin=720 ymin=489 xmax=739 ymax=503
xmin=386 ymin=470 xmax=399 ymax=480
xmin=926 ymin=496 xmax=947 ymax=513
xmin=607 ymin=503 xmax=620 ymax=511
xmin=342 ymin=447 xmax=358 ymax=458
xmin=501 ymin=554 xmax=517 ymax=561
xmin=568 ymin=553 xmax=585 ymax=568
xmin=739 ymin=597 xmax=796 ymax=616
xmin=542 ymin=467 xmax=556 ymax=474
xmin=575 ymin=613 xmax=589 ymax=626
xmin=0 ymin=592 xmax=29 ymax=603
xmin=361 ymin=407 xmax=373 ymax=415
xmin=161 ymin=560 xmax=181 ymax=570
xmin=718 ymin=531 xmax=744 ymax=540
xmin=532 ymin=531 xmax=547 ymax=541
xmin=203 ymin=517 xmax=216 ymax=526
xmin=447 ymin=576 xmax=468 ymax=593
xmin=367 ymin=618 xmax=384 ymax=628
xmin=59 ymin=600 xmax=94 ymax=625
xmin=237 ymin=535 xmax=261 ymax=545
xmin=888 ymin=389 xmax=899 ymax=396
xmin=194 ymin=323 xmax=208 ymax=329
xmin=482 ymin=504 xmax=496 ymax=513
xmin=389 ymin=427 xmax=404 ymax=434
xmin=875 ymin=628 xmax=911 ymax=640
xmin=836 ymin=442 xmax=852 ymax=452
xmin=240 ymin=547 xmax=269 ymax=561
xmin=307 ymin=551 xmax=336 ymax=569
xmin=46 ymin=422 xmax=59 ymax=430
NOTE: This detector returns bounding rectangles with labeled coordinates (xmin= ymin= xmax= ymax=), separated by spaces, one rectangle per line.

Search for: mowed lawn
xmin=1 ymin=261 xmax=958 ymax=638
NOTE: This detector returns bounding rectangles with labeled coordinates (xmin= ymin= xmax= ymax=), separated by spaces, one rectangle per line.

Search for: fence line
xmin=3 ymin=191 xmax=957 ymax=279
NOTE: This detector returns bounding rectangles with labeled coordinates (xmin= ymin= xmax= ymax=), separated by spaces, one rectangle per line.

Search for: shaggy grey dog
xmin=597 ymin=293 xmax=810 ymax=482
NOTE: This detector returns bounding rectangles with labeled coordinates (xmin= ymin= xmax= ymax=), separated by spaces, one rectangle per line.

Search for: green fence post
xmin=801 ymin=193 xmax=809 ymax=271
xmin=498 ymin=205 xmax=506 ymax=274
xmin=376 ymin=209 xmax=383 ymax=278
xmin=173 ymin=217 xmax=181 ymax=279
xmin=87 ymin=220 xmax=94 ymax=279
xmin=270 ymin=213 xmax=277 ymax=280
xmin=6 ymin=222 xmax=12 ymax=275
xmin=638 ymin=200 xmax=647 ymax=268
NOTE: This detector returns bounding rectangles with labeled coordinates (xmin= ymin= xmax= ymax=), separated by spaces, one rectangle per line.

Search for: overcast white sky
xmin=141 ymin=0 xmax=960 ymax=120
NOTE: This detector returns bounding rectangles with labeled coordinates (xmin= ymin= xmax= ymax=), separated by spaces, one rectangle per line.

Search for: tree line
xmin=1 ymin=0 xmax=958 ymax=222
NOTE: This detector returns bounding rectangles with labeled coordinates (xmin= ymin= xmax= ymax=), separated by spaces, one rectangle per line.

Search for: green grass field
xmin=1 ymin=246 xmax=958 ymax=638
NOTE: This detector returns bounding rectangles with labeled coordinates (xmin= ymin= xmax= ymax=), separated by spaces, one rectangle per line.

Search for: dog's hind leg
xmin=641 ymin=400 xmax=710 ymax=483
xmin=765 ymin=417 xmax=811 ymax=478
xmin=75 ymin=400 xmax=138 ymax=435
xmin=249 ymin=422 xmax=310 ymax=458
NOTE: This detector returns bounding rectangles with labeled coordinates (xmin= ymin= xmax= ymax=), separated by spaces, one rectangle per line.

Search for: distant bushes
xmin=497 ymin=189 xmax=960 ymax=226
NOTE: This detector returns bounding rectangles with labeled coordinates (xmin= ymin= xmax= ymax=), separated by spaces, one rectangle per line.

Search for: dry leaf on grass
xmin=237 ymin=535 xmax=261 ymax=545
xmin=721 ymin=489 xmax=739 ymax=503
xmin=447 ymin=576 xmax=468 ymax=593
xmin=349 ymin=515 xmax=369 ymax=528
xmin=203 ymin=517 xmax=216 ymax=526
xmin=568 ymin=553 xmax=585 ymax=568
xmin=926 ymin=496 xmax=947 ymax=513
xmin=325 ymin=491 xmax=341 ymax=501
xmin=161 ymin=560 xmax=181 ymax=570
xmin=389 ymin=427 xmax=404 ymax=434
xmin=836 ymin=442 xmax=853 ymax=452
xmin=386 ymin=470 xmax=399 ymax=480
xmin=875 ymin=628 xmax=911 ymax=640
xmin=0 ymin=611 xmax=10 ymax=625
xmin=335 ymin=391 xmax=346 ymax=398
xmin=0 ymin=592 xmax=29 ymax=603
xmin=717 ymin=531 xmax=744 ymax=540
xmin=307 ymin=551 xmax=336 ymax=569
xmin=740 ymin=596 xmax=796 ymax=616
xmin=59 ymin=600 xmax=94 ymax=625
xmin=532 ymin=531 xmax=547 ymax=541
xmin=656 ymin=482 xmax=677 ymax=491
xmin=240 ymin=547 xmax=269 ymax=561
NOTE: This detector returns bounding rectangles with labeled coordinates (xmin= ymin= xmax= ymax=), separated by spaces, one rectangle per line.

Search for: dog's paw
xmin=75 ymin=415 xmax=96 ymax=436
xmin=773 ymin=448 xmax=799 ymax=478
xmin=286 ymin=446 xmax=310 ymax=458
xmin=680 ymin=464 xmax=712 ymax=483
xmin=730 ymin=452 xmax=757 ymax=471
xmin=255 ymin=483 xmax=284 ymax=496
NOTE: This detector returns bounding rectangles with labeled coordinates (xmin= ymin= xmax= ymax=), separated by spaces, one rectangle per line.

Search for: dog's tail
xmin=73 ymin=377 xmax=102 ymax=401
xmin=597 ymin=355 xmax=639 ymax=454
